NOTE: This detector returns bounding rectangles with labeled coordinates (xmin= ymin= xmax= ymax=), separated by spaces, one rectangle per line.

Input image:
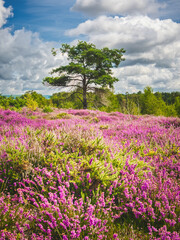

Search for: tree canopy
xmin=43 ymin=41 xmax=125 ymax=109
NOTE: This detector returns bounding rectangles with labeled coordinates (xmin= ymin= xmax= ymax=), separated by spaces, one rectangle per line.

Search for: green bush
xmin=43 ymin=106 xmax=53 ymax=113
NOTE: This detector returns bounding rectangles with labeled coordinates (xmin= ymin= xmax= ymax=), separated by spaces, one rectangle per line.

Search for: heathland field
xmin=0 ymin=108 xmax=179 ymax=239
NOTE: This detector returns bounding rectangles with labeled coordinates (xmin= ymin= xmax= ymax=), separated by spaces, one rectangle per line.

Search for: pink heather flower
xmin=76 ymin=229 xmax=81 ymax=238
xmin=151 ymin=226 xmax=158 ymax=232
xmin=131 ymin=186 xmax=136 ymax=194
xmin=89 ymin=158 xmax=93 ymax=165
xmin=46 ymin=220 xmax=54 ymax=229
xmin=141 ymin=180 xmax=150 ymax=191
xmin=124 ymin=188 xmax=130 ymax=199
xmin=97 ymin=235 xmax=103 ymax=239
xmin=113 ymin=180 xmax=118 ymax=188
xmin=86 ymin=173 xmax=90 ymax=179
xmin=89 ymin=216 xmax=95 ymax=226
xmin=147 ymin=223 xmax=152 ymax=235
xmin=113 ymin=233 xmax=118 ymax=238
xmin=124 ymin=207 xmax=128 ymax=212
xmin=33 ymin=201 xmax=39 ymax=208
xmin=142 ymin=191 xmax=147 ymax=199
xmin=47 ymin=228 xmax=51 ymax=235
xmin=165 ymin=218 xmax=177 ymax=227
xmin=65 ymin=181 xmax=70 ymax=188
xmin=155 ymin=201 xmax=161 ymax=208
xmin=71 ymin=230 xmax=76 ymax=238
xmin=170 ymin=211 xmax=176 ymax=218
xmin=17 ymin=226 xmax=24 ymax=234
xmin=73 ymin=182 xmax=78 ymax=189
xmin=60 ymin=222 xmax=67 ymax=230
xmin=25 ymin=223 xmax=30 ymax=230
xmin=82 ymin=225 xmax=87 ymax=230
xmin=170 ymin=219 xmax=176 ymax=227
xmin=66 ymin=165 xmax=70 ymax=174
xmin=109 ymin=186 xmax=113 ymax=195
xmin=62 ymin=235 xmax=68 ymax=240
xmin=132 ymin=208 xmax=142 ymax=218
xmin=37 ymin=223 xmax=46 ymax=233
xmin=103 ymin=220 xmax=108 ymax=225
xmin=128 ymin=202 xmax=134 ymax=208
xmin=1 ymin=231 xmax=5 ymax=237
xmin=148 ymin=198 xmax=152 ymax=205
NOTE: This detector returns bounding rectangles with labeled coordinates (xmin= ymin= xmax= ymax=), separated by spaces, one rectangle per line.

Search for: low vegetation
xmin=0 ymin=107 xmax=179 ymax=239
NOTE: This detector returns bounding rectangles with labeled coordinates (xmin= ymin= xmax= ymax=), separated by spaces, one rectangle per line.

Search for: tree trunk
xmin=83 ymin=76 xmax=87 ymax=109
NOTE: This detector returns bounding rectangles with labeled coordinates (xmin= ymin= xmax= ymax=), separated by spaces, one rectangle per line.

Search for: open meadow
xmin=0 ymin=108 xmax=179 ymax=240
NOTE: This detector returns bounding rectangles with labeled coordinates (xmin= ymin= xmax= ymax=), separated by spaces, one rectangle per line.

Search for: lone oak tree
xmin=43 ymin=41 xmax=125 ymax=109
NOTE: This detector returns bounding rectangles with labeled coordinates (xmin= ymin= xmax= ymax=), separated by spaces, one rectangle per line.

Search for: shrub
xmin=43 ymin=106 xmax=53 ymax=113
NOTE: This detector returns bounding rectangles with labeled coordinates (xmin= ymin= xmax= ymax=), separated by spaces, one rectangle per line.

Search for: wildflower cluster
xmin=0 ymin=108 xmax=179 ymax=239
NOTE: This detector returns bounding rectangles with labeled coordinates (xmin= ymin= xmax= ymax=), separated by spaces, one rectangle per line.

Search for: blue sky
xmin=4 ymin=0 xmax=87 ymax=43
xmin=0 ymin=0 xmax=180 ymax=95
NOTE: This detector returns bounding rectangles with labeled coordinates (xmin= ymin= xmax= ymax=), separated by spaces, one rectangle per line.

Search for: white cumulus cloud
xmin=66 ymin=15 xmax=180 ymax=92
xmin=113 ymin=64 xmax=180 ymax=93
xmin=71 ymin=0 xmax=165 ymax=16
xmin=0 ymin=1 xmax=67 ymax=95
xmin=0 ymin=0 xmax=13 ymax=27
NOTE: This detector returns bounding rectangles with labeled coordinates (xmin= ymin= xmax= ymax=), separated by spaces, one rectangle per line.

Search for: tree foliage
xmin=43 ymin=41 xmax=125 ymax=109
xmin=0 ymin=88 xmax=179 ymax=117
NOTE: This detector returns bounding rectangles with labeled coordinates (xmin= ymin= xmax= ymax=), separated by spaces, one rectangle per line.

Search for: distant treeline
xmin=0 ymin=86 xmax=180 ymax=117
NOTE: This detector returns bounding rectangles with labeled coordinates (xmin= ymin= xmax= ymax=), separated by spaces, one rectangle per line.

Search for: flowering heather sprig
xmin=0 ymin=167 xmax=114 ymax=239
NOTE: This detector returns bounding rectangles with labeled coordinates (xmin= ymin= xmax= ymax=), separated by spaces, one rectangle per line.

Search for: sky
xmin=0 ymin=0 xmax=180 ymax=95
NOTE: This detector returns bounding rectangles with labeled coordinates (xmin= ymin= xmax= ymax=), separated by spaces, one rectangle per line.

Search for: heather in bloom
xmin=0 ymin=108 xmax=179 ymax=239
